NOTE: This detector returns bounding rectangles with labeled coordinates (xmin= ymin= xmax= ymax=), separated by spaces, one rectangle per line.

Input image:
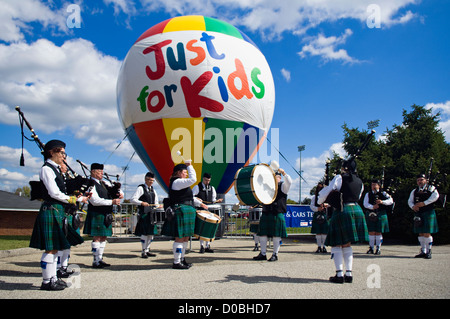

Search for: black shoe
xmin=40 ymin=279 xmax=65 ymax=291
xmin=205 ymin=247 xmax=214 ymax=253
xmin=146 ymin=251 xmax=156 ymax=257
xmin=99 ymin=260 xmax=110 ymax=267
xmin=182 ymin=258 xmax=192 ymax=268
xmin=344 ymin=275 xmax=353 ymax=283
xmin=92 ymin=262 xmax=105 ymax=268
xmin=268 ymin=254 xmax=278 ymax=262
xmin=141 ymin=252 xmax=148 ymax=259
xmin=57 ymin=267 xmax=73 ymax=278
xmin=322 ymin=247 xmax=328 ymax=253
xmin=367 ymin=247 xmax=374 ymax=254
xmin=425 ymin=250 xmax=432 ymax=259
xmin=172 ymin=262 xmax=189 ymax=269
xmin=375 ymin=247 xmax=381 ymax=255
xmin=329 ymin=275 xmax=344 ymax=284
xmin=253 ymin=253 xmax=267 ymax=260
xmin=200 ymin=246 xmax=205 ymax=254
xmin=415 ymin=251 xmax=427 ymax=258
xmin=315 ymin=247 xmax=322 ymax=253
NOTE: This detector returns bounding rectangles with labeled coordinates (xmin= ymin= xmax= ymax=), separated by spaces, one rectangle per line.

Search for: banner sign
xmin=284 ymin=205 xmax=314 ymax=228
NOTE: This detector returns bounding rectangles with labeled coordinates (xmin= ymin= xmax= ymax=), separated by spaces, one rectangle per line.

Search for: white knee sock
xmin=98 ymin=241 xmax=106 ymax=261
xmin=173 ymin=242 xmax=183 ymax=264
xmin=418 ymin=236 xmax=425 ymax=252
xmin=369 ymin=235 xmax=375 ymax=248
xmin=146 ymin=235 xmax=153 ymax=251
xmin=182 ymin=241 xmax=188 ymax=259
xmin=140 ymin=236 xmax=148 ymax=251
xmin=424 ymin=236 xmax=433 ymax=253
xmin=342 ymin=246 xmax=353 ymax=276
xmin=91 ymin=241 xmax=100 ymax=264
xmin=316 ymin=235 xmax=322 ymax=247
xmin=259 ymin=236 xmax=268 ymax=255
xmin=375 ymin=235 xmax=383 ymax=249
xmin=254 ymin=235 xmax=259 ymax=244
xmin=41 ymin=253 xmax=57 ymax=283
xmin=331 ymin=247 xmax=343 ymax=276
xmin=273 ymin=237 xmax=281 ymax=254
xmin=321 ymin=234 xmax=327 ymax=247
xmin=58 ymin=249 xmax=70 ymax=269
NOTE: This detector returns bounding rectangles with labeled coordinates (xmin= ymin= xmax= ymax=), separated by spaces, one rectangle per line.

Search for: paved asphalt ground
xmin=1 ymin=236 xmax=449 ymax=306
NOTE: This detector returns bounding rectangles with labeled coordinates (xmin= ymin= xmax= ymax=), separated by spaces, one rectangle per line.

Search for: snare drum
xmin=154 ymin=207 xmax=165 ymax=223
xmin=249 ymin=207 xmax=262 ymax=223
xmin=194 ymin=210 xmax=221 ymax=242
xmin=207 ymin=204 xmax=222 ymax=216
xmin=234 ymin=164 xmax=278 ymax=206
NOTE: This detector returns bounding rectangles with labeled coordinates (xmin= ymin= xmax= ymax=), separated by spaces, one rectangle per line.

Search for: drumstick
xmin=176 ymin=150 xmax=185 ymax=161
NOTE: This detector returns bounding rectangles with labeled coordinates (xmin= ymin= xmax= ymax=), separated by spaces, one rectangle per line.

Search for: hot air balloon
xmin=117 ymin=15 xmax=275 ymax=195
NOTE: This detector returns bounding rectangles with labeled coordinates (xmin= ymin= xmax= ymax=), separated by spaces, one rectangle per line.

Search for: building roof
xmin=0 ymin=190 xmax=41 ymax=211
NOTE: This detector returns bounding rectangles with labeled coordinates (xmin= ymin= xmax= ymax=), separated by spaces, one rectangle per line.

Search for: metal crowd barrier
xmin=106 ymin=203 xmax=256 ymax=239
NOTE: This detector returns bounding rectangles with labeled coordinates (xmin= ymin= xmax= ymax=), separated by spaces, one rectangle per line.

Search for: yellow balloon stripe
xmin=162 ymin=118 xmax=205 ymax=185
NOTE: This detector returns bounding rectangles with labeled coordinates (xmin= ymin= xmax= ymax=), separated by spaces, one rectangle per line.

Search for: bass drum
xmin=234 ymin=164 xmax=278 ymax=206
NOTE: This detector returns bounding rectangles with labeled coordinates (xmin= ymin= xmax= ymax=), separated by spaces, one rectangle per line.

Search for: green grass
xmin=0 ymin=236 xmax=31 ymax=250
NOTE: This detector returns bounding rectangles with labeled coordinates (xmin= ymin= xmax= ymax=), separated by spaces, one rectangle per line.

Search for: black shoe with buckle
xmin=367 ymin=247 xmax=374 ymax=254
xmin=415 ymin=251 xmax=427 ymax=258
xmin=268 ymin=254 xmax=278 ymax=262
xmin=182 ymin=258 xmax=192 ymax=268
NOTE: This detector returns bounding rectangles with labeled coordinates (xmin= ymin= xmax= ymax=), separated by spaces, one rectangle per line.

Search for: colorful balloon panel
xmin=117 ymin=15 xmax=275 ymax=195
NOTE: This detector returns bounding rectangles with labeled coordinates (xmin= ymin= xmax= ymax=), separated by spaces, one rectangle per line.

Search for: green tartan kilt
xmin=29 ymin=202 xmax=84 ymax=251
xmin=311 ymin=212 xmax=329 ymax=234
xmin=83 ymin=210 xmax=112 ymax=237
xmin=413 ymin=209 xmax=439 ymax=234
xmin=365 ymin=210 xmax=390 ymax=233
xmin=249 ymin=223 xmax=259 ymax=233
xmin=161 ymin=205 xmax=196 ymax=238
xmin=325 ymin=204 xmax=368 ymax=246
xmin=257 ymin=212 xmax=287 ymax=238
xmin=134 ymin=212 xmax=158 ymax=236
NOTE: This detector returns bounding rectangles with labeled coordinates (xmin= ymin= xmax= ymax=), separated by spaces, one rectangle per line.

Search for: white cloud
xmin=298 ymin=29 xmax=360 ymax=64
xmin=0 ymin=0 xmax=69 ymax=43
xmin=138 ymin=0 xmax=419 ymax=38
xmin=425 ymin=101 xmax=450 ymax=142
xmin=280 ymin=68 xmax=291 ymax=82
xmin=0 ymin=38 xmax=123 ymax=150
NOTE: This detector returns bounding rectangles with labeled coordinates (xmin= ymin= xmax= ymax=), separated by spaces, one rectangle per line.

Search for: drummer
xmin=253 ymin=168 xmax=292 ymax=261
xmin=130 ymin=172 xmax=161 ymax=258
xmin=193 ymin=172 xmax=223 ymax=253
xmin=161 ymin=161 xmax=207 ymax=269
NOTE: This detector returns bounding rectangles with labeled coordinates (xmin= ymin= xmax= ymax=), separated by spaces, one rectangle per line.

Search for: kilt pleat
xmin=257 ymin=212 xmax=287 ymax=238
xmin=311 ymin=212 xmax=329 ymax=234
xmin=325 ymin=204 xmax=368 ymax=246
xmin=365 ymin=210 xmax=390 ymax=233
xmin=134 ymin=213 xmax=158 ymax=236
xmin=29 ymin=203 xmax=83 ymax=251
xmin=413 ymin=209 xmax=439 ymax=234
xmin=83 ymin=210 xmax=112 ymax=237
xmin=161 ymin=205 xmax=196 ymax=238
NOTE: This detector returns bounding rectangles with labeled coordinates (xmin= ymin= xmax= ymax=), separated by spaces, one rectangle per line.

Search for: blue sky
xmin=0 ymin=0 xmax=449 ymax=203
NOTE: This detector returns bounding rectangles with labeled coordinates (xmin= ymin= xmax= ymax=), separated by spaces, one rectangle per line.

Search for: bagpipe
xmin=322 ymin=129 xmax=376 ymax=211
xmin=426 ymin=157 xmax=447 ymax=208
xmin=76 ymin=160 xmax=122 ymax=199
xmin=16 ymin=106 xmax=121 ymax=201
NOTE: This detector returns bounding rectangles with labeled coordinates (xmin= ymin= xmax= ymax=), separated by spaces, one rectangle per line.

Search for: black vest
xmin=88 ymin=179 xmax=112 ymax=214
xmin=368 ymin=190 xmax=390 ymax=211
xmin=138 ymin=184 xmax=155 ymax=214
xmin=41 ymin=162 xmax=67 ymax=204
xmin=414 ymin=185 xmax=435 ymax=212
xmin=263 ymin=182 xmax=287 ymax=214
xmin=168 ymin=177 xmax=193 ymax=205
xmin=196 ymin=182 xmax=213 ymax=203
xmin=341 ymin=173 xmax=363 ymax=203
